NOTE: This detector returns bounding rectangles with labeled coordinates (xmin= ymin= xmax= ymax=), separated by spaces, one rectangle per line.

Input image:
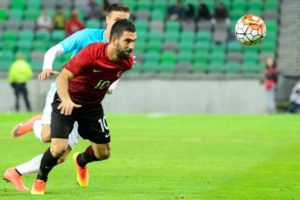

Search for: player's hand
xmin=57 ymin=99 xmax=81 ymax=115
xmin=38 ymin=69 xmax=60 ymax=81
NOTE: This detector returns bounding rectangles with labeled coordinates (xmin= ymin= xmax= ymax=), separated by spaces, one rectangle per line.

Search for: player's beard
xmin=116 ymin=43 xmax=132 ymax=60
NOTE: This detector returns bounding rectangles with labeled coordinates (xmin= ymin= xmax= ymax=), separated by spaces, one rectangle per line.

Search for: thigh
xmin=51 ymin=96 xmax=75 ymax=139
xmin=76 ymin=104 xmax=110 ymax=144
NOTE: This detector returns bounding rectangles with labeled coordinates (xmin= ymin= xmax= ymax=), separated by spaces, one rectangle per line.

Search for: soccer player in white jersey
xmin=3 ymin=3 xmax=130 ymax=191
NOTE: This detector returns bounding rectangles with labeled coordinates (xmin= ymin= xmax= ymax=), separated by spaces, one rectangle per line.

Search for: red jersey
xmin=64 ymin=42 xmax=134 ymax=104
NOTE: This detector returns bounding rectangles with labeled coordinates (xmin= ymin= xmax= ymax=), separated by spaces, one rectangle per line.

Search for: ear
xmin=110 ymin=36 xmax=118 ymax=46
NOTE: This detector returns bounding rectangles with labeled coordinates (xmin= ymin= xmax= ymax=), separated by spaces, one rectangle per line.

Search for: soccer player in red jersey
xmin=30 ymin=19 xmax=136 ymax=195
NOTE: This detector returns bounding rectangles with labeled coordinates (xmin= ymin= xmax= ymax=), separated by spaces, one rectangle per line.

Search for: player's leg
xmin=31 ymin=97 xmax=74 ymax=195
xmin=73 ymin=104 xmax=110 ymax=187
xmin=73 ymin=143 xmax=110 ymax=188
xmin=12 ymin=83 xmax=56 ymax=139
xmin=4 ymin=142 xmax=74 ymax=192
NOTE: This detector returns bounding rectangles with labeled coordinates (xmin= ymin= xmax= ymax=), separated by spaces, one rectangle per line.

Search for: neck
xmin=107 ymin=44 xmax=119 ymax=62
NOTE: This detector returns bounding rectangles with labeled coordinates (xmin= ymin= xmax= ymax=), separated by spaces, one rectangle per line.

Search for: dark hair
xmin=110 ymin=19 xmax=136 ymax=41
xmin=108 ymin=3 xmax=130 ymax=14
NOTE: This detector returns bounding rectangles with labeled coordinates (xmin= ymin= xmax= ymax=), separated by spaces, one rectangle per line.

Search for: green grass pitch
xmin=0 ymin=113 xmax=300 ymax=199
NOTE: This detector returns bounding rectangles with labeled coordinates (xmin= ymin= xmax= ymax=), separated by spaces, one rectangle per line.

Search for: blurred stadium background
xmin=0 ymin=0 xmax=299 ymax=113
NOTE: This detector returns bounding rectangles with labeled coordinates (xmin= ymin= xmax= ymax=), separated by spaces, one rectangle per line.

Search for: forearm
xmin=42 ymin=44 xmax=65 ymax=70
xmin=56 ymin=73 xmax=71 ymax=101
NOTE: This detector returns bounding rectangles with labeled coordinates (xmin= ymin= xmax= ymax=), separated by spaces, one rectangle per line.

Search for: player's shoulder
xmin=73 ymin=28 xmax=105 ymax=38
xmin=83 ymin=42 xmax=107 ymax=57
xmin=80 ymin=28 xmax=105 ymax=34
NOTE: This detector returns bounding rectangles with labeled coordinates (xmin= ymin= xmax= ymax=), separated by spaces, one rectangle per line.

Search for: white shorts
xmin=42 ymin=82 xmax=80 ymax=149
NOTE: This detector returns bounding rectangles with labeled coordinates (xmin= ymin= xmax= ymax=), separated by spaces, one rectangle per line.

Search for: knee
xmin=41 ymin=125 xmax=51 ymax=143
xmin=50 ymin=144 xmax=68 ymax=158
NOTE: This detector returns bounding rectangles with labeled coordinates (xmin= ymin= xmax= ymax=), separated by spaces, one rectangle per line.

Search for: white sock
xmin=15 ymin=154 xmax=43 ymax=175
xmin=33 ymin=120 xmax=43 ymax=142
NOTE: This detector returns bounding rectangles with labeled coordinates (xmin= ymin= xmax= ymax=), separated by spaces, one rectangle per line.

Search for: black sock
xmin=37 ymin=148 xmax=59 ymax=182
xmin=77 ymin=145 xmax=99 ymax=167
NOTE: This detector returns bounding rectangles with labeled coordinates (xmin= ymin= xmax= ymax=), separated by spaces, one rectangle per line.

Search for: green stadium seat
xmin=32 ymin=40 xmax=48 ymax=51
xmin=150 ymin=9 xmax=165 ymax=21
xmin=248 ymin=1 xmax=263 ymax=11
xmin=0 ymin=60 xmax=11 ymax=71
xmin=164 ymin=31 xmax=179 ymax=42
xmin=208 ymin=61 xmax=225 ymax=73
xmin=122 ymin=0 xmax=137 ymax=12
xmin=242 ymin=63 xmax=261 ymax=73
xmin=194 ymin=41 xmax=211 ymax=53
xmin=86 ymin=19 xmax=101 ymax=28
xmin=210 ymin=51 xmax=226 ymax=63
xmin=146 ymin=41 xmax=162 ymax=52
xmin=201 ymin=0 xmax=215 ymax=12
xmin=179 ymin=40 xmax=194 ymax=52
xmin=152 ymin=0 xmax=167 ymax=12
xmin=24 ymin=9 xmax=40 ymax=20
xmin=264 ymin=0 xmax=279 ymax=10
xmin=3 ymin=41 xmax=16 ymax=51
xmin=144 ymin=51 xmax=160 ymax=63
xmin=30 ymin=61 xmax=43 ymax=71
xmin=230 ymin=9 xmax=245 ymax=21
xmin=225 ymin=62 xmax=241 ymax=73
xmin=35 ymin=31 xmax=50 ymax=41
xmin=196 ymin=31 xmax=212 ymax=42
xmin=137 ymin=0 xmax=152 ymax=11
xmin=3 ymin=31 xmax=18 ymax=41
xmin=194 ymin=52 xmax=209 ymax=64
xmin=178 ymin=50 xmax=193 ymax=63
xmin=180 ymin=31 xmax=195 ymax=42
xmin=147 ymin=31 xmax=163 ymax=42
xmin=10 ymin=0 xmax=25 ymax=10
xmin=17 ymin=40 xmax=32 ymax=51
xmin=0 ymin=9 xmax=7 ymax=21
xmin=160 ymin=52 xmax=176 ymax=64
xmin=227 ymin=41 xmax=242 ymax=52
xmin=232 ymin=1 xmax=247 ymax=11
xmin=0 ymin=50 xmax=14 ymax=64
xmin=135 ymin=20 xmax=149 ymax=33
xmin=159 ymin=62 xmax=176 ymax=72
xmin=135 ymin=41 xmax=147 ymax=53
xmin=243 ymin=51 xmax=259 ymax=64
xmin=192 ymin=61 xmax=208 ymax=72
xmin=260 ymin=41 xmax=276 ymax=53
xmin=211 ymin=43 xmax=226 ymax=53
xmin=266 ymin=20 xmax=278 ymax=33
xmin=9 ymin=9 xmax=24 ymax=20
xmin=165 ymin=21 xmax=181 ymax=32
xmin=27 ymin=0 xmax=42 ymax=9
xmin=51 ymin=30 xmax=65 ymax=42
xmin=19 ymin=29 xmax=34 ymax=41
xmin=143 ymin=60 xmax=160 ymax=73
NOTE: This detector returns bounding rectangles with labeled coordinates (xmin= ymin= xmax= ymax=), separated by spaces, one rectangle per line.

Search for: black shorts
xmin=51 ymin=93 xmax=110 ymax=144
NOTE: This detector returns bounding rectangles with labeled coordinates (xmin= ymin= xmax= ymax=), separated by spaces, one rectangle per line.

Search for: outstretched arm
xmin=38 ymin=44 xmax=65 ymax=80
